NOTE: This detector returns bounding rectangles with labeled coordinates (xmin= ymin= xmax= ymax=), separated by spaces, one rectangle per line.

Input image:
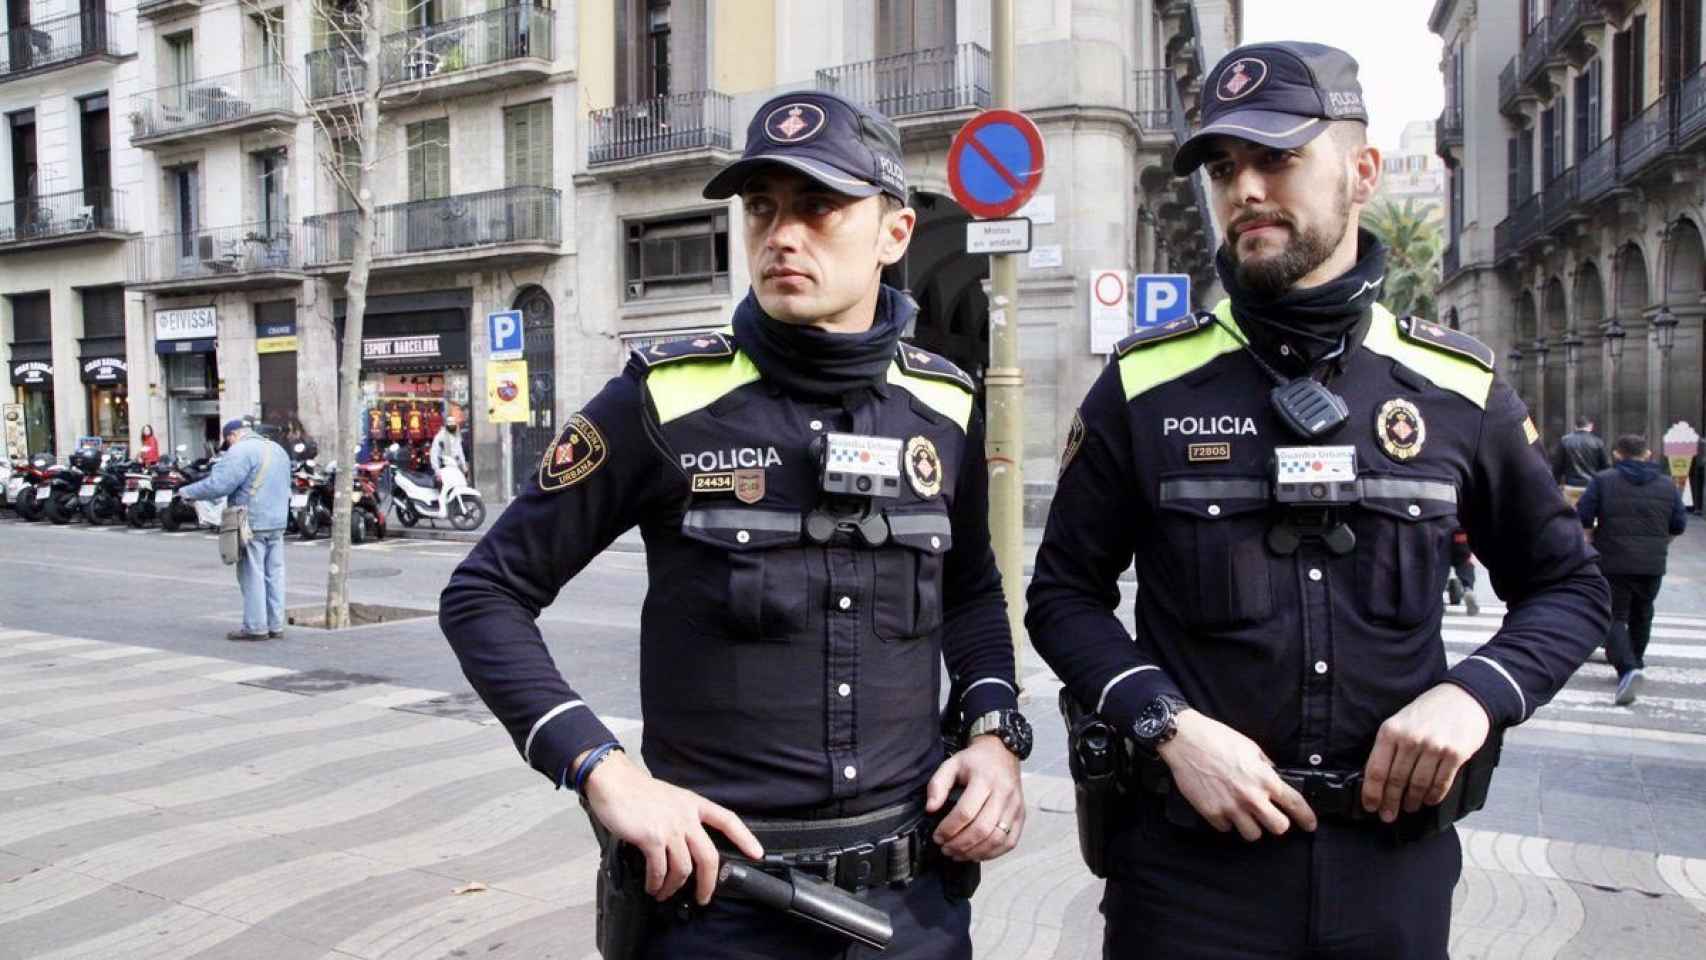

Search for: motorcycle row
xmin=0 ymin=442 xmax=485 ymax=540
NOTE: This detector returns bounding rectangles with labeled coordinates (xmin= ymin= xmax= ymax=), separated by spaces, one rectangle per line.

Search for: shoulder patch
xmin=1396 ymin=317 xmax=1494 ymax=372
xmin=630 ymin=332 xmax=735 ymax=369
xmin=1115 ymin=312 xmax=1215 ymax=357
xmin=896 ymin=343 xmax=975 ymax=393
xmin=538 ymin=413 xmax=609 ymax=492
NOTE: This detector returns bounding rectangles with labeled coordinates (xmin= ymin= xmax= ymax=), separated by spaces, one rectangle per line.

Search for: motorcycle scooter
xmin=8 ymin=453 xmax=55 ymax=520
xmin=386 ymin=444 xmax=485 ymax=531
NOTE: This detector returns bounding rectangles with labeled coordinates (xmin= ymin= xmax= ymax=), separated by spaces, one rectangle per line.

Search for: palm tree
xmin=1365 ymin=199 xmax=1443 ymax=320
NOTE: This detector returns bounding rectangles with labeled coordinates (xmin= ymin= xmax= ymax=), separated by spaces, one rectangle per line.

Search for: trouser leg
xmin=262 ymin=531 xmax=287 ymax=631
xmin=1604 ymin=575 xmax=1639 ymax=676
xmin=1628 ymin=574 xmax=1661 ymax=669
xmin=238 ymin=535 xmax=266 ymax=633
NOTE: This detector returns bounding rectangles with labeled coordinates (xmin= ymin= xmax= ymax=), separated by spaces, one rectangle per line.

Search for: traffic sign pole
xmin=987 ymin=0 xmax=1026 ymax=674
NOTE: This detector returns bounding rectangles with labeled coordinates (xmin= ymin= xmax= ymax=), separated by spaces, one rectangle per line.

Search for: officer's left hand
xmin=1361 ymin=683 xmax=1491 ymax=822
xmin=926 ymin=735 xmax=1025 ymax=862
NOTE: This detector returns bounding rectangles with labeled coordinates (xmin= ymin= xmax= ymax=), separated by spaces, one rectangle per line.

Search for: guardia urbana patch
xmin=539 ymin=413 xmax=608 ymax=492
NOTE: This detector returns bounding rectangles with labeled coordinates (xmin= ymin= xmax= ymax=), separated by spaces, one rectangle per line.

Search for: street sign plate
xmin=1089 ymin=269 xmax=1129 ymax=355
xmin=487 ymin=310 xmax=524 ymax=357
xmin=947 ymin=110 xmax=1046 ymax=220
xmin=966 ymin=218 xmax=1032 ymax=254
xmin=1133 ymin=274 xmax=1193 ymax=330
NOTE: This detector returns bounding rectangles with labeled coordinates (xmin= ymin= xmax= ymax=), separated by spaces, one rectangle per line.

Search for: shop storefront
xmin=154 ymin=306 xmax=221 ymax=458
xmin=255 ymin=300 xmax=300 ymax=437
xmin=80 ymin=354 xmax=130 ymax=444
xmin=8 ymin=351 xmax=55 ymax=457
xmin=348 ymin=293 xmax=472 ymax=476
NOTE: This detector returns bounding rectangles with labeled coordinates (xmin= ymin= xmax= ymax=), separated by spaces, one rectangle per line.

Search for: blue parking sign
xmin=487 ymin=310 xmax=524 ymax=356
xmin=1133 ymin=274 xmax=1192 ymax=330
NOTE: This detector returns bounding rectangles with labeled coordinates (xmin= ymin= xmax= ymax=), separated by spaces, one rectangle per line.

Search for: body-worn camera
xmin=1268 ymin=445 xmax=1361 ymax=556
xmin=807 ymin=433 xmax=904 ymax=545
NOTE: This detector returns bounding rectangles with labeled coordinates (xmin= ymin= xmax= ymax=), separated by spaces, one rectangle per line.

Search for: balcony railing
xmin=1 ymin=11 xmax=123 ymax=80
xmin=0 ymin=188 xmax=126 ymax=247
xmin=1436 ymin=105 xmax=1463 ymax=149
xmin=1549 ymin=0 xmax=1606 ymax=57
xmin=1511 ymin=192 xmax=1543 ymax=251
xmin=1135 ymin=69 xmax=1176 ymax=134
xmin=1494 ymin=215 xmax=1514 ymax=263
xmin=305 ymin=45 xmax=365 ymax=101
xmin=1499 ymin=56 xmax=1520 ymax=112
xmin=1680 ymin=63 xmax=1706 ymax=145
xmin=1520 ymin=20 xmax=1552 ymax=89
xmin=1616 ymin=91 xmax=1675 ymax=180
xmin=1542 ymin=166 xmax=1579 ymax=232
xmin=1577 ymin=135 xmax=1617 ymax=204
xmin=379 ymin=5 xmax=553 ymax=85
xmin=130 ymin=64 xmax=295 ymax=142
xmin=816 ymin=43 xmax=990 ymax=119
xmin=302 ymin=186 xmax=560 ymax=265
xmin=130 ymin=221 xmax=302 ymax=286
xmin=587 ymin=91 xmax=733 ymax=165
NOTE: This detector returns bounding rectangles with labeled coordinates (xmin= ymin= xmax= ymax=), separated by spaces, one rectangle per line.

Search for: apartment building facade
xmin=1434 ymin=0 xmax=1706 ymax=450
xmin=1 ymin=0 xmax=140 ymax=459
xmin=1377 ymin=118 xmax=1448 ymax=221
xmin=570 ymin=0 xmax=1236 ymax=513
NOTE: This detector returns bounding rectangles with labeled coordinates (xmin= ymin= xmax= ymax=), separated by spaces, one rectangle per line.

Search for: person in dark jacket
xmin=1577 ymin=433 xmax=1687 ymax=705
xmin=1553 ymin=416 xmax=1611 ymax=499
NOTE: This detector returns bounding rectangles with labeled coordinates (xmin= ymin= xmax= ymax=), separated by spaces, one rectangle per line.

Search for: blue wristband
xmin=573 ymin=741 xmax=623 ymax=792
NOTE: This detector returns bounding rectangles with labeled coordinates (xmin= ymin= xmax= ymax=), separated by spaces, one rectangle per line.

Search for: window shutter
xmin=1507 ymin=136 xmax=1520 ymax=214
xmin=1588 ymin=59 xmax=1602 ymax=145
xmin=504 ymin=101 xmax=553 ymax=187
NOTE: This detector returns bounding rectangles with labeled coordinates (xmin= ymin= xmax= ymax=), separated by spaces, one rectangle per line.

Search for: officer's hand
xmin=580 ymin=750 xmax=765 ymax=905
xmin=926 ymin=736 xmax=1024 ymax=862
xmin=1158 ymin=709 xmax=1317 ymax=841
xmin=1362 ymin=682 xmax=1490 ymax=822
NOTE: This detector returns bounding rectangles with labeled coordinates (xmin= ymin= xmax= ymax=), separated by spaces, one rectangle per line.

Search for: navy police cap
xmin=1173 ymin=41 xmax=1368 ymax=176
xmin=704 ymin=90 xmax=907 ymax=202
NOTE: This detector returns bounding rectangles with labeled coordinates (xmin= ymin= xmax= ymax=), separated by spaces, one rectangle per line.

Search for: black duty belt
xmin=732 ymin=799 xmax=932 ymax=891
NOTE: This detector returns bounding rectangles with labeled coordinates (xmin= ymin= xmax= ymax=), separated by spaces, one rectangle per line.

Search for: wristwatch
xmin=964 ymin=709 xmax=1034 ymax=761
xmin=1131 ymin=694 xmax=1190 ymax=757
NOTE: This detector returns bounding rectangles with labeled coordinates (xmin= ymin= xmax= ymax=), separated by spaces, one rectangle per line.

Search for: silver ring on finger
xmin=997 ymin=821 xmax=1012 ymax=834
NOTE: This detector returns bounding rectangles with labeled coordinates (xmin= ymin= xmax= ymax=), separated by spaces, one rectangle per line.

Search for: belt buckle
xmin=832 ymin=841 xmax=879 ymax=891
xmin=1282 ymin=769 xmax=1364 ymax=819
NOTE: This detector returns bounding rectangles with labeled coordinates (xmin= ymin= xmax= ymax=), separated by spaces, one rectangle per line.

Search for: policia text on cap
xmin=440 ymin=90 xmax=1030 ymax=959
xmin=1027 ymin=41 xmax=1609 ymax=959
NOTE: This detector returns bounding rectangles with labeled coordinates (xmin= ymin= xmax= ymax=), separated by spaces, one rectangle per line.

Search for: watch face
xmin=1135 ymin=699 xmax=1174 ymax=742
xmin=1003 ymin=711 xmax=1035 ymax=760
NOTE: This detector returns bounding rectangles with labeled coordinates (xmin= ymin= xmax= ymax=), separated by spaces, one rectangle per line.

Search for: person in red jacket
xmin=138 ymin=425 xmax=161 ymax=466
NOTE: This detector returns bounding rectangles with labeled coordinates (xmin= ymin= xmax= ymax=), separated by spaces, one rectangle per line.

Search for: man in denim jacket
xmin=182 ymin=418 xmax=292 ymax=640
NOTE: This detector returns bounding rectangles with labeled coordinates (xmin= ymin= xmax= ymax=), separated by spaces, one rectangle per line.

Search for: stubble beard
xmin=1231 ymin=182 xmax=1353 ymax=298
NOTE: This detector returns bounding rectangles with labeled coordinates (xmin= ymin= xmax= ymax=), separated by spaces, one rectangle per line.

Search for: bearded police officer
xmin=1027 ymin=42 xmax=1608 ymax=958
xmin=440 ymin=91 xmax=1029 ymax=959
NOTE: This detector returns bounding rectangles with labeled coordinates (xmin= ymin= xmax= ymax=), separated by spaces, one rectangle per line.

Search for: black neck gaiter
xmin=731 ymin=285 xmax=912 ymax=401
xmin=1217 ymin=228 xmax=1388 ymax=375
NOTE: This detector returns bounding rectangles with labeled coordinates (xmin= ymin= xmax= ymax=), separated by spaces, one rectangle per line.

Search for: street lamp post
xmin=1654 ymin=306 xmax=1679 ymax=435
xmin=1604 ymin=317 xmax=1626 ymax=438
xmin=1562 ymin=330 xmax=1585 ymax=432
xmin=1532 ymin=337 xmax=1551 ymax=433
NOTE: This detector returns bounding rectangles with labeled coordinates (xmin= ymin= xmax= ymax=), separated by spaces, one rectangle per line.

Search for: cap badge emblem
xmin=765 ymin=102 xmax=827 ymax=144
xmin=1217 ymin=57 xmax=1269 ymax=102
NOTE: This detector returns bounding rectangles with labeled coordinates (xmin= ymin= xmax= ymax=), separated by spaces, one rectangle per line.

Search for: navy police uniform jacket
xmin=441 ymin=297 xmax=1017 ymax=815
xmin=1027 ymin=301 xmax=1609 ymax=771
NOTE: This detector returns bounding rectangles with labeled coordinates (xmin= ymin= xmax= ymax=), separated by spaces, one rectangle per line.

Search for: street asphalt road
xmin=2 ymin=508 xmax=1705 ymax=958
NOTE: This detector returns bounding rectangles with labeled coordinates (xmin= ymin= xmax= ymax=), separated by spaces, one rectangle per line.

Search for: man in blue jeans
xmin=182 ymin=418 xmax=292 ymax=641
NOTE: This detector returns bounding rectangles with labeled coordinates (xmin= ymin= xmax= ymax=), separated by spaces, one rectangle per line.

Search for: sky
xmin=1240 ymin=0 xmax=1446 ymax=155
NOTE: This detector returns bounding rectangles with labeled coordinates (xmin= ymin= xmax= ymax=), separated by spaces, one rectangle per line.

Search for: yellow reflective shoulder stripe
xmin=646 ymin=350 xmax=763 ymax=424
xmin=1118 ymin=299 xmax=1244 ymax=401
xmin=886 ymin=362 xmax=973 ymax=432
xmin=1361 ymin=305 xmax=1493 ymax=409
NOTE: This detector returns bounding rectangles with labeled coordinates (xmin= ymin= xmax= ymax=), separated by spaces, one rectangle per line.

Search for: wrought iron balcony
xmin=587 ymin=91 xmax=733 ymax=166
xmin=1549 ymin=0 xmax=1607 ymax=65
xmin=1680 ymin=63 xmax=1706 ymax=147
xmin=305 ymin=5 xmax=554 ymax=104
xmin=0 ymin=11 xmax=124 ymax=82
xmin=1616 ymin=91 xmax=1676 ymax=181
xmin=1135 ymin=69 xmax=1177 ymax=137
xmin=130 ymin=64 xmax=296 ymax=147
xmin=1442 ymin=240 xmax=1460 ymax=280
xmin=815 ymin=43 xmax=990 ymax=121
xmin=129 ymin=221 xmax=303 ymax=292
xmin=1494 ymin=215 xmax=1514 ymax=264
xmin=1520 ymin=20 xmax=1554 ymax=94
xmin=1542 ymin=166 xmax=1579 ymax=233
xmin=1511 ymin=192 xmax=1544 ymax=252
xmin=1577 ymin=135 xmax=1618 ymax=205
xmin=1498 ymin=56 xmax=1521 ymax=115
xmin=302 ymin=186 xmax=560 ymax=268
xmin=1435 ymin=106 xmax=1463 ymax=154
xmin=0 ymin=188 xmax=129 ymax=252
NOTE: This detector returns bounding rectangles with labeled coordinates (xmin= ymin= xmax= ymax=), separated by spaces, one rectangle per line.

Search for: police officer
xmin=440 ymin=90 xmax=1030 ymax=959
xmin=1026 ymin=42 xmax=1608 ymax=958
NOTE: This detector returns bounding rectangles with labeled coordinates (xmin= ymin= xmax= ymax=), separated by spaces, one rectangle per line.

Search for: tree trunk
xmin=325 ymin=8 xmax=384 ymax=630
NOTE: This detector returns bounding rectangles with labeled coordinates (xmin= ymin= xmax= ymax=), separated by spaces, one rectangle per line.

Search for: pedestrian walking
xmin=1553 ymin=415 xmax=1611 ymax=506
xmin=1577 ymin=433 xmax=1687 ymax=705
xmin=440 ymin=90 xmax=1025 ymax=959
xmin=180 ymin=419 xmax=291 ymax=641
xmin=1447 ymin=527 xmax=1481 ymax=616
xmin=1026 ymin=41 xmax=1608 ymax=959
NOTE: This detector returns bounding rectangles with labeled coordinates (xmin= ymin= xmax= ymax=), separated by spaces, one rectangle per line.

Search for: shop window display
xmin=360 ymin=371 xmax=470 ymax=477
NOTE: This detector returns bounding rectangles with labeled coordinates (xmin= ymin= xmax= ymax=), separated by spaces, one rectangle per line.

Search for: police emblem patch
xmin=1059 ymin=411 xmax=1087 ymax=478
xmin=905 ymin=436 xmax=943 ymax=499
xmin=1216 ymin=58 xmax=1269 ymax=102
xmin=765 ymin=102 xmax=827 ymax=144
xmin=734 ymin=469 xmax=765 ymax=504
xmin=1376 ymin=398 xmax=1426 ymax=461
xmin=539 ymin=413 xmax=608 ymax=492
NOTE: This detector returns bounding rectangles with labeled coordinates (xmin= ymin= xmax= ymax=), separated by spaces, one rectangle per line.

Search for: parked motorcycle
xmin=354 ymin=460 xmax=390 ymax=542
xmin=82 ymin=454 xmax=133 ymax=525
xmin=9 ymin=454 xmax=55 ymax=521
xmin=123 ymin=460 xmax=159 ymax=527
xmin=294 ymin=458 xmax=334 ymax=540
xmin=386 ymin=444 xmax=485 ymax=531
xmin=42 ymin=448 xmax=100 ymax=525
xmin=155 ymin=450 xmax=223 ymax=531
